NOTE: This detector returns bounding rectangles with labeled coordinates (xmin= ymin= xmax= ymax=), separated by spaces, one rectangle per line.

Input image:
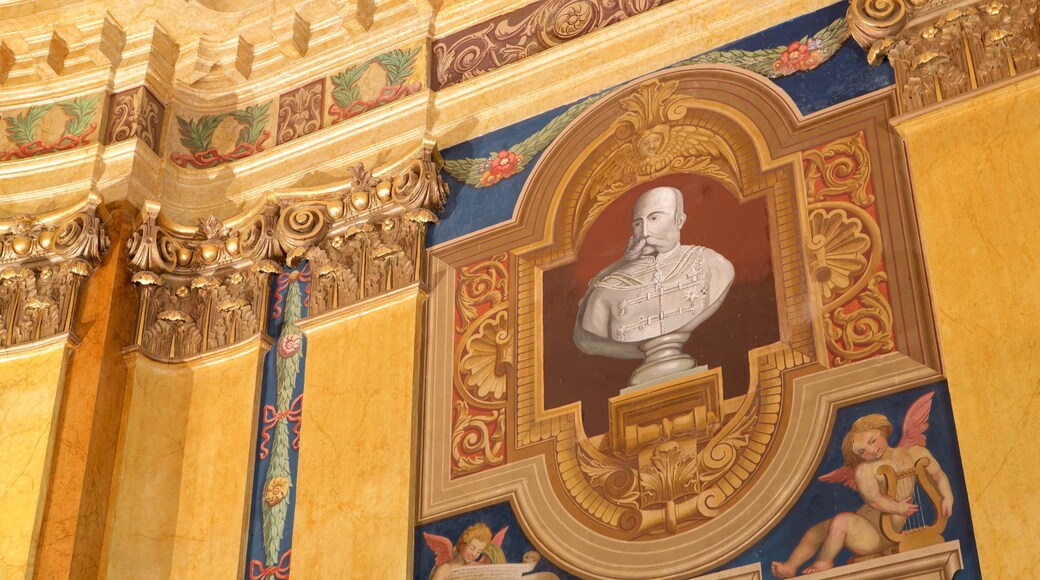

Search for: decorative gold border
xmin=421 ymin=66 xmax=940 ymax=578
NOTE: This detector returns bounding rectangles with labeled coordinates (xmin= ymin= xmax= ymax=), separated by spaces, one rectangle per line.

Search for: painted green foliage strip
xmin=443 ymin=18 xmax=850 ymax=188
xmin=262 ymin=278 xmax=302 ymax=565
xmin=0 ymin=95 xmax=100 ymax=161
xmin=244 ymin=267 xmax=311 ymax=579
xmin=171 ymin=102 xmax=272 ymax=169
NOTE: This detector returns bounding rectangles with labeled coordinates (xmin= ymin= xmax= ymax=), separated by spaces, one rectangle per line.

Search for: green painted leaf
xmin=4 ymin=104 xmax=54 ymax=145
xmin=443 ymin=157 xmax=487 ymax=185
xmin=330 ymin=61 xmax=371 ymax=106
xmin=230 ymin=102 xmax=271 ymax=145
xmin=376 ymin=47 xmax=421 ymax=86
xmin=177 ymin=113 xmax=228 ymax=153
xmin=442 ymin=95 xmax=601 ymax=186
xmin=58 ymin=95 xmax=100 ymax=136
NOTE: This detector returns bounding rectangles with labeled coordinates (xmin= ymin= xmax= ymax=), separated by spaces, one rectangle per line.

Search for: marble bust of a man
xmin=574 ymin=186 xmax=734 ymax=387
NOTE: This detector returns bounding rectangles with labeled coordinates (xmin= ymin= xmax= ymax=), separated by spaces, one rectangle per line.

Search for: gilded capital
xmin=847 ymin=0 xmax=1040 ymax=113
xmin=0 ymin=197 xmax=109 ymax=350
xmin=127 ymin=144 xmax=448 ymax=361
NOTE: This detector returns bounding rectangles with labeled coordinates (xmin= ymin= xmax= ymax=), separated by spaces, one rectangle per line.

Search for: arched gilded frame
xmin=421 ymin=66 xmax=940 ymax=579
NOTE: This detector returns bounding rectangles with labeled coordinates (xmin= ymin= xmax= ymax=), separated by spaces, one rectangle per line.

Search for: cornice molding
xmin=0 ymin=0 xmax=836 ymax=225
xmin=126 ymin=142 xmax=448 ymax=363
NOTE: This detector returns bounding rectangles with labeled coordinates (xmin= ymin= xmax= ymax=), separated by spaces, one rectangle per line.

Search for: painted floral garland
xmin=247 ymin=266 xmax=311 ymax=579
xmin=444 ymin=18 xmax=849 ymax=188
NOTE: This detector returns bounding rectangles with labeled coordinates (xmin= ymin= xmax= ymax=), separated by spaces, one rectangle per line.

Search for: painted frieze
xmin=419 ymin=12 xmax=962 ymax=576
xmin=431 ymin=0 xmax=674 ymax=90
xmin=170 ymin=102 xmax=273 ymax=168
xmin=0 ymin=94 xmax=102 ymax=161
xmin=108 ymin=86 xmax=165 ymax=153
xmin=326 ymin=47 xmax=423 ymax=125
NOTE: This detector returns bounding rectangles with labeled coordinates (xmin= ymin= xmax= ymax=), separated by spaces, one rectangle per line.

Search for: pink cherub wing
xmin=423 ymin=532 xmax=455 ymax=566
xmin=491 ymin=526 xmax=509 ymax=549
xmin=897 ymin=391 xmax=934 ymax=449
xmin=818 ymin=465 xmax=858 ymax=492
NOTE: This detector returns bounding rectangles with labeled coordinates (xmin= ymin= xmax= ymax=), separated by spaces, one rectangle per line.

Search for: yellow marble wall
xmin=895 ymin=75 xmax=1040 ymax=580
xmin=0 ymin=338 xmax=70 ymax=580
xmin=292 ymin=286 xmax=426 ymax=578
xmin=101 ymin=340 xmax=268 ymax=579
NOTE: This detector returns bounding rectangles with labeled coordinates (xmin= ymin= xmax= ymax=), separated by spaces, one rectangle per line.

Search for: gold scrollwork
xmin=847 ymin=0 xmax=910 ymax=53
xmin=454 ymin=255 xmax=512 ymax=410
xmin=451 ymin=400 xmax=506 ymax=476
xmin=849 ymin=0 xmax=1040 ymax=112
xmin=455 ymin=254 xmax=508 ymax=332
xmin=804 ymin=133 xmax=895 ymax=366
xmin=807 ymin=206 xmax=880 ymax=307
xmin=803 ymin=134 xmax=872 ymax=207
xmin=826 ymin=272 xmax=895 ymax=366
xmin=128 ymin=145 xmax=448 ymax=362
xmin=456 ymin=309 xmax=512 ymax=406
xmin=564 ymin=346 xmax=797 ymax=538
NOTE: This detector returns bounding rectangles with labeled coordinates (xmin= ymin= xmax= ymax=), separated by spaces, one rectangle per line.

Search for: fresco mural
xmin=429 ymin=2 xmax=893 ymax=246
xmin=419 ymin=384 xmax=981 ymax=579
xmin=416 ymin=503 xmax=573 ymax=579
xmin=418 ymin=3 xmax=974 ymax=578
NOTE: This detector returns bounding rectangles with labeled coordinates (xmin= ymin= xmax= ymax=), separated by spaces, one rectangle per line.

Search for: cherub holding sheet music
xmin=771 ymin=392 xmax=955 ymax=578
xmin=424 ymin=523 xmax=507 ymax=580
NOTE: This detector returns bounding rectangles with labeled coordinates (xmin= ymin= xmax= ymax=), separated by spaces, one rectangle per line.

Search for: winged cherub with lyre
xmin=771 ymin=392 xmax=955 ymax=578
xmin=423 ymin=523 xmax=508 ymax=580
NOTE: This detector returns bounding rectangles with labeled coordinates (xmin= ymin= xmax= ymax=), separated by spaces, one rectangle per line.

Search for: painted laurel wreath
xmin=443 ymin=18 xmax=849 ymax=188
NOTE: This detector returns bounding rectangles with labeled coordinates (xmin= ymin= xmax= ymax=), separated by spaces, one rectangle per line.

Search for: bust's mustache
xmin=624 ymin=234 xmax=663 ymax=260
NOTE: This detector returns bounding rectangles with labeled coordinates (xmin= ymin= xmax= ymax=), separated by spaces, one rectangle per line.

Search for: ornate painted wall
xmin=0 ymin=0 xmax=1037 ymax=579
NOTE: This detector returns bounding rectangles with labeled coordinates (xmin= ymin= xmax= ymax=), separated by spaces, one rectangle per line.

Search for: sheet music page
xmin=448 ymin=562 xmax=537 ymax=579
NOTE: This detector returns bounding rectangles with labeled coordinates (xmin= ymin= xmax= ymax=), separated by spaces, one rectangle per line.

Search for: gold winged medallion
xmin=578 ymin=80 xmax=743 ymax=242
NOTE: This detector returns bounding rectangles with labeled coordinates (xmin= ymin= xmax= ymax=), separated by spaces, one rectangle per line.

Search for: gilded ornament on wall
xmin=847 ymin=0 xmax=1040 ymax=113
xmin=127 ymin=145 xmax=449 ymax=362
xmin=0 ymin=197 xmax=108 ymax=350
xmin=423 ymin=67 xmax=939 ymax=579
xmin=108 ymin=86 xmax=165 ymax=153
xmin=432 ymin=0 xmax=671 ymax=89
xmin=451 ymin=254 xmax=511 ymax=477
xmin=803 ymin=132 xmax=895 ymax=366
xmin=277 ymin=79 xmax=324 ymax=145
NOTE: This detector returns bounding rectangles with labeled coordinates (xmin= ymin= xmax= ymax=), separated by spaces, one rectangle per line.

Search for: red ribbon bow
xmin=259 ymin=394 xmax=303 ymax=459
xmin=249 ymin=550 xmax=291 ymax=580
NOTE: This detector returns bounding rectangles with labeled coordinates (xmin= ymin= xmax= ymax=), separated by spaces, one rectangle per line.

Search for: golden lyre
xmin=877 ymin=457 xmax=949 ymax=552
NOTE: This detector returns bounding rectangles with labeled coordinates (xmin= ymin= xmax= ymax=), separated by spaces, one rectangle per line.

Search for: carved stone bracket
xmin=847 ymin=0 xmax=1040 ymax=113
xmin=0 ymin=195 xmax=109 ymax=350
xmin=126 ymin=144 xmax=448 ymax=362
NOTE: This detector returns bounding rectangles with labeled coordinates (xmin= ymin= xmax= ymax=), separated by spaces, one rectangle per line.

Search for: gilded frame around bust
xmin=420 ymin=65 xmax=941 ymax=579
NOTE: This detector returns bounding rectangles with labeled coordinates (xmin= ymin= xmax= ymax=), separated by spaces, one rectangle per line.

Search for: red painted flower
xmin=278 ymin=333 xmax=302 ymax=358
xmin=488 ymin=150 xmax=523 ymax=178
xmin=773 ymin=38 xmax=824 ymax=75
